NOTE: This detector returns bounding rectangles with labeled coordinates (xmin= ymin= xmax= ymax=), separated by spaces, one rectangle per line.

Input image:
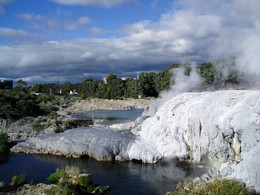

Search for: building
xmin=0 ymin=80 xmax=13 ymax=89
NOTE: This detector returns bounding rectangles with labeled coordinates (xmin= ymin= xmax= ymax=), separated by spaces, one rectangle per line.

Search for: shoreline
xmin=60 ymin=98 xmax=150 ymax=114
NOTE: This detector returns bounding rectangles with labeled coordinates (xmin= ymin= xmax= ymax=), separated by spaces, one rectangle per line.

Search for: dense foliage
xmin=0 ymin=87 xmax=45 ymax=119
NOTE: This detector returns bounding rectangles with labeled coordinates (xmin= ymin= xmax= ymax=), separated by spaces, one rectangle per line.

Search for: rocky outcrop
xmin=132 ymin=90 xmax=260 ymax=191
xmin=0 ymin=118 xmax=38 ymax=141
xmin=11 ymin=127 xmax=136 ymax=161
xmin=0 ymin=183 xmax=54 ymax=195
xmin=0 ymin=115 xmax=93 ymax=142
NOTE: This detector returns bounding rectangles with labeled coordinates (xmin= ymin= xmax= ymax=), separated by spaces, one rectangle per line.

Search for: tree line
xmin=0 ymin=62 xmax=240 ymax=119
xmin=30 ymin=62 xmax=239 ymax=99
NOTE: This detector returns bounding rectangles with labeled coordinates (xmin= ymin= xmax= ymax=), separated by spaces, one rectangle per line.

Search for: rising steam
xmin=144 ymin=66 xmax=202 ymax=117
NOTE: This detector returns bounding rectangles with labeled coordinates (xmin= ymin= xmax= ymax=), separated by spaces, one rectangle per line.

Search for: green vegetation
xmin=46 ymin=166 xmax=109 ymax=195
xmin=0 ymin=132 xmax=9 ymax=153
xmin=48 ymin=111 xmax=58 ymax=120
xmin=199 ymin=62 xmax=216 ymax=88
xmin=0 ymin=62 xmax=241 ymax=121
xmin=11 ymin=174 xmax=27 ymax=186
xmin=32 ymin=121 xmax=45 ymax=132
xmin=169 ymin=179 xmax=252 ymax=195
xmin=0 ymin=87 xmax=45 ymax=119
xmin=47 ymin=169 xmax=66 ymax=183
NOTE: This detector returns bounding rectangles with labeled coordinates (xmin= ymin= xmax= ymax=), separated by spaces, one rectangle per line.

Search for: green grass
xmin=169 ymin=179 xmax=253 ymax=195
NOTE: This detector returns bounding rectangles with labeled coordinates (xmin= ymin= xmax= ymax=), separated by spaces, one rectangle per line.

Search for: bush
xmin=48 ymin=111 xmax=58 ymax=120
xmin=11 ymin=174 xmax=26 ymax=186
xmin=45 ymin=166 xmax=109 ymax=195
xmin=47 ymin=169 xmax=66 ymax=184
xmin=0 ymin=132 xmax=9 ymax=153
xmin=32 ymin=121 xmax=45 ymax=132
xmin=170 ymin=179 xmax=252 ymax=195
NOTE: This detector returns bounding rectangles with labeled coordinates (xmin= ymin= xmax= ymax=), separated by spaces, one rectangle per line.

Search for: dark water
xmin=73 ymin=109 xmax=144 ymax=125
xmin=0 ymin=109 xmax=207 ymax=194
xmin=0 ymin=153 xmax=206 ymax=195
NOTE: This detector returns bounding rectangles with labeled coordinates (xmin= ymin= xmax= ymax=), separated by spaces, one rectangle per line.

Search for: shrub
xmin=45 ymin=166 xmax=109 ymax=195
xmin=48 ymin=111 xmax=58 ymax=120
xmin=11 ymin=174 xmax=26 ymax=186
xmin=47 ymin=169 xmax=66 ymax=184
xmin=170 ymin=179 xmax=252 ymax=195
xmin=32 ymin=121 xmax=45 ymax=132
xmin=0 ymin=132 xmax=9 ymax=153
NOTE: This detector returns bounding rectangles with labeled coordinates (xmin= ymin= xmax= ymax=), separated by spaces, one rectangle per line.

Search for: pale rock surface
xmin=11 ymin=126 xmax=160 ymax=162
xmin=132 ymin=90 xmax=260 ymax=191
xmin=11 ymin=127 xmax=136 ymax=161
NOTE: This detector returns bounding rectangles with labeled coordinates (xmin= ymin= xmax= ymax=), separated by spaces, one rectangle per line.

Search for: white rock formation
xmin=131 ymin=90 xmax=260 ymax=191
xmin=11 ymin=90 xmax=260 ymax=191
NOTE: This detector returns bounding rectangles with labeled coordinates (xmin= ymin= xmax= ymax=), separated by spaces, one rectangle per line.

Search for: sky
xmin=0 ymin=0 xmax=260 ymax=85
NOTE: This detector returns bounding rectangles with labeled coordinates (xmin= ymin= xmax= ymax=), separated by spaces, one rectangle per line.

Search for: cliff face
xmin=132 ymin=90 xmax=260 ymax=190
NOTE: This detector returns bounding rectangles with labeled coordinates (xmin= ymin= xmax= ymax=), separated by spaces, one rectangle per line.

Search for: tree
xmin=124 ymin=78 xmax=138 ymax=98
xmin=60 ymin=82 xmax=73 ymax=95
xmin=199 ymin=62 xmax=215 ymax=87
xmin=30 ymin=83 xmax=43 ymax=93
xmin=138 ymin=72 xmax=158 ymax=97
xmin=78 ymin=79 xmax=98 ymax=98
xmin=17 ymin=79 xmax=27 ymax=88
xmin=105 ymin=73 xmax=125 ymax=99
xmin=155 ymin=67 xmax=173 ymax=93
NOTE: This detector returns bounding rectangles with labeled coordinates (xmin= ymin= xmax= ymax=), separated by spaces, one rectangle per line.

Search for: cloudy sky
xmin=0 ymin=0 xmax=260 ymax=84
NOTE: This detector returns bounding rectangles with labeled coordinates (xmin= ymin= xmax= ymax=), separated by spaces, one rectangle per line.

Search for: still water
xmin=0 ymin=109 xmax=206 ymax=194
xmin=0 ymin=153 xmax=205 ymax=195
xmin=73 ymin=109 xmax=144 ymax=125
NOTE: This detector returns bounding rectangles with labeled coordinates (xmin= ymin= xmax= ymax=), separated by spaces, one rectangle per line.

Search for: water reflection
xmin=73 ymin=109 xmax=144 ymax=125
xmin=0 ymin=108 xmax=207 ymax=194
xmin=0 ymin=153 xmax=9 ymax=164
xmin=0 ymin=154 xmax=206 ymax=195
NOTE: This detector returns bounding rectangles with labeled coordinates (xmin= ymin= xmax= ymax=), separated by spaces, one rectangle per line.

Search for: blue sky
xmin=0 ymin=0 xmax=260 ymax=85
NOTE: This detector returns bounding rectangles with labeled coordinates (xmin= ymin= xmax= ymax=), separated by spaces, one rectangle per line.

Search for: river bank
xmin=60 ymin=98 xmax=150 ymax=114
xmin=0 ymin=98 xmax=150 ymax=142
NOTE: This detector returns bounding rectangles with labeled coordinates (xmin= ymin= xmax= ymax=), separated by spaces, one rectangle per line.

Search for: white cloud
xmin=17 ymin=13 xmax=45 ymax=22
xmin=64 ymin=16 xmax=91 ymax=30
xmin=88 ymin=27 xmax=106 ymax=35
xmin=17 ymin=12 xmax=91 ymax=32
xmin=0 ymin=28 xmax=32 ymax=39
xmin=1 ymin=0 xmax=260 ymax=85
xmin=52 ymin=0 xmax=134 ymax=8
xmin=0 ymin=0 xmax=12 ymax=14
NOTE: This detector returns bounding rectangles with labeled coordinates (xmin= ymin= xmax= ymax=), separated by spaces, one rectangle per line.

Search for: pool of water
xmin=73 ymin=109 xmax=144 ymax=125
xmin=0 ymin=153 xmax=206 ymax=195
xmin=0 ymin=108 xmax=207 ymax=194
